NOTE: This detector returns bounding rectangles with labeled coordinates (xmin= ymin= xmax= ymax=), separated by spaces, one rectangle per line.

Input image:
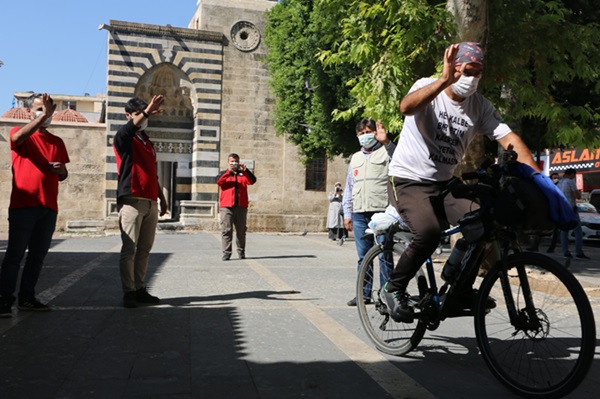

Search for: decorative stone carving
xmin=230 ymin=21 xmax=261 ymax=52
xmin=135 ymin=64 xmax=194 ymax=124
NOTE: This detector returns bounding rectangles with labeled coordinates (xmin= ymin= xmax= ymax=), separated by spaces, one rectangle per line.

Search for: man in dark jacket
xmin=113 ymin=95 xmax=168 ymax=308
xmin=216 ymin=153 xmax=257 ymax=260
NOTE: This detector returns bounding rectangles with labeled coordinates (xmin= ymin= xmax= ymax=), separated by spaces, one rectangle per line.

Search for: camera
xmin=336 ymin=187 xmax=343 ymax=193
xmin=230 ymin=162 xmax=240 ymax=172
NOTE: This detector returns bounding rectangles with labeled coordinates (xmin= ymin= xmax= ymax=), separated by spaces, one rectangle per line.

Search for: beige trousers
xmin=118 ymin=198 xmax=158 ymax=293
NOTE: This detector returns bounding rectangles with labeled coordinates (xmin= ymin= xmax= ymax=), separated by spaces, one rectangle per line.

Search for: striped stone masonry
xmin=104 ymin=20 xmax=225 ymax=220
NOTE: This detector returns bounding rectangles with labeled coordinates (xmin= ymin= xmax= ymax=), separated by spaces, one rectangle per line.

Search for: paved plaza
xmin=0 ymin=231 xmax=599 ymax=398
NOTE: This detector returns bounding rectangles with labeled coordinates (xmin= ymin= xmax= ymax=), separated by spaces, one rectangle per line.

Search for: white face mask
xmin=138 ymin=119 xmax=148 ymax=131
xmin=552 ymin=178 xmax=559 ymax=184
xmin=451 ymin=75 xmax=480 ymax=98
xmin=35 ymin=110 xmax=52 ymax=127
xmin=358 ymin=133 xmax=377 ymax=149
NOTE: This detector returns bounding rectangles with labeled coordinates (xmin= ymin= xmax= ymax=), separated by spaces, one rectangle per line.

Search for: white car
xmin=569 ymin=202 xmax=600 ymax=242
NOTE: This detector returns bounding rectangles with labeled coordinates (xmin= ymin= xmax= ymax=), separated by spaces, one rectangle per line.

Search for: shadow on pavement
xmin=0 ymin=305 xmax=390 ymax=398
xmin=241 ymin=255 xmax=317 ymax=260
xmin=0 ymin=238 xmax=66 ymax=252
xmin=161 ymin=290 xmax=304 ymax=306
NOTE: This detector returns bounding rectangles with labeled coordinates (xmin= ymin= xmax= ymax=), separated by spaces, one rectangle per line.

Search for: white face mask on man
xmin=451 ymin=75 xmax=481 ymax=98
xmin=35 ymin=110 xmax=52 ymax=127
xmin=128 ymin=114 xmax=148 ymax=131
xmin=138 ymin=119 xmax=148 ymax=131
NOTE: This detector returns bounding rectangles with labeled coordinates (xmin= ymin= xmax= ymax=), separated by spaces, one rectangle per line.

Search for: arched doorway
xmin=135 ymin=63 xmax=195 ymax=220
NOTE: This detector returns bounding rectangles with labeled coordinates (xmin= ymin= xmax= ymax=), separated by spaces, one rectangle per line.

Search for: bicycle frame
xmin=375 ymin=213 xmax=535 ymax=328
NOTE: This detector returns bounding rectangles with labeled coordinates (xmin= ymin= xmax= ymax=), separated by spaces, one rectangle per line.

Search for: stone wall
xmin=190 ymin=0 xmax=350 ymax=233
xmin=0 ymin=120 xmax=107 ymax=232
xmin=0 ymin=1 xmax=352 ymax=234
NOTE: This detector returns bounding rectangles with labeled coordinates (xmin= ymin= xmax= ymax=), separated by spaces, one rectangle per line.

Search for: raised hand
xmin=375 ymin=120 xmax=390 ymax=145
xmin=41 ymin=93 xmax=56 ymax=118
xmin=441 ymin=44 xmax=461 ymax=85
xmin=145 ymin=95 xmax=165 ymax=116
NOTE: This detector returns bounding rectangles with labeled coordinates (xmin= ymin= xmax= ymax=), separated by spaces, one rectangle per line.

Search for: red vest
xmin=113 ymin=121 xmax=158 ymax=201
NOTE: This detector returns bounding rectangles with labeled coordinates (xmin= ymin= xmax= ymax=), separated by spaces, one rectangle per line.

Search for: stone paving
xmin=0 ymin=231 xmax=598 ymax=398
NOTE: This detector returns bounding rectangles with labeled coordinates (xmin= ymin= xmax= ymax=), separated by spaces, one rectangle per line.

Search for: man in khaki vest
xmin=342 ymin=118 xmax=396 ymax=306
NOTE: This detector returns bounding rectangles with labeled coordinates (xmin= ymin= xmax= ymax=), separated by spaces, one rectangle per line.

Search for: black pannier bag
xmin=491 ymin=176 xmax=556 ymax=235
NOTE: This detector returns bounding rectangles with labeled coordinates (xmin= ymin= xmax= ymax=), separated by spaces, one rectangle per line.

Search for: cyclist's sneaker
xmin=381 ymin=282 xmax=414 ymax=323
xmin=0 ymin=297 xmax=13 ymax=318
xmin=18 ymin=298 xmax=51 ymax=312
xmin=135 ymin=287 xmax=160 ymax=304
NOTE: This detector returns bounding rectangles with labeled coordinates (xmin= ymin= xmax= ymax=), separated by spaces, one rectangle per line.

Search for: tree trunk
xmin=446 ymin=0 xmax=488 ymax=43
xmin=446 ymin=0 xmax=489 ymax=178
xmin=446 ymin=1 xmax=491 ymax=272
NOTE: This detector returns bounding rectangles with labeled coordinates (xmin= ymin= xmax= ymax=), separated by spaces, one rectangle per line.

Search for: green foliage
xmin=320 ymin=0 xmax=453 ymax=133
xmin=264 ymin=0 xmax=357 ymax=159
xmin=265 ymin=0 xmax=600 ymax=159
xmin=265 ymin=0 xmax=453 ymax=158
xmin=485 ymin=0 xmax=600 ymax=150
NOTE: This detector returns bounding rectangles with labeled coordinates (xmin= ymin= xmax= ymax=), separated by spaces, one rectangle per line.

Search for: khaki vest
xmin=350 ymin=146 xmax=389 ymax=213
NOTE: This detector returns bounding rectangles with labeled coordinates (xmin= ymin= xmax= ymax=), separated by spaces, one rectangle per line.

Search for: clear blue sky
xmin=0 ymin=0 xmax=197 ymax=111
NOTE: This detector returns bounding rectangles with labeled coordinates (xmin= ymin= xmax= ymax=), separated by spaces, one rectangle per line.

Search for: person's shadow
xmin=161 ymin=290 xmax=305 ymax=306
xmin=231 ymin=255 xmax=316 ymax=260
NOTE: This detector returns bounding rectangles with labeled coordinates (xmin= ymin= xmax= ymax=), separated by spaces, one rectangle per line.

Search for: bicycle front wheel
xmin=356 ymin=241 xmax=428 ymax=356
xmin=475 ymin=252 xmax=596 ymax=398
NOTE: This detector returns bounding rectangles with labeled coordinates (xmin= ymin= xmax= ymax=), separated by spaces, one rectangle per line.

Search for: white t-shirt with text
xmin=388 ymin=78 xmax=512 ymax=182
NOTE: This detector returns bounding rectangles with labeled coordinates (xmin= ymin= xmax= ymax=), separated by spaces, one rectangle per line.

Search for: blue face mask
xmin=358 ymin=133 xmax=377 ymax=149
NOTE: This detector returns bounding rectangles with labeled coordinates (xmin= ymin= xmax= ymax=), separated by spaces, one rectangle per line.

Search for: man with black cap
xmin=382 ymin=42 xmax=540 ymax=322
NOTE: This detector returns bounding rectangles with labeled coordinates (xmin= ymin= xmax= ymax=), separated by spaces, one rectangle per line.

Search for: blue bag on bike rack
xmin=511 ymin=163 xmax=578 ymax=231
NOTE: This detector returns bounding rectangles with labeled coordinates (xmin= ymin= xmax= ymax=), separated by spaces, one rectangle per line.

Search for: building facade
xmin=0 ymin=0 xmax=349 ymax=233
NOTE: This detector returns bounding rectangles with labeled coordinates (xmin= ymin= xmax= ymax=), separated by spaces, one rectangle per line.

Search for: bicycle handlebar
xmin=453 ymin=155 xmax=513 ymax=201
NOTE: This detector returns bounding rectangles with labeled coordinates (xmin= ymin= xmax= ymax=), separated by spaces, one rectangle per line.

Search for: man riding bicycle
xmin=383 ymin=42 xmax=540 ymax=323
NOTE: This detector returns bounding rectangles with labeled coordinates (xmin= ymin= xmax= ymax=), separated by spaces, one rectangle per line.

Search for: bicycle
xmin=356 ymin=152 xmax=596 ymax=399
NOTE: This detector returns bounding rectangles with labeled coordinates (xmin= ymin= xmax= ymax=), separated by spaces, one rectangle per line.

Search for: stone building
xmin=0 ymin=0 xmax=348 ymax=233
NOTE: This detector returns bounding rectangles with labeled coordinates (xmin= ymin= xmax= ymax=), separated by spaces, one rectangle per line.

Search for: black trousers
xmin=386 ymin=177 xmax=477 ymax=291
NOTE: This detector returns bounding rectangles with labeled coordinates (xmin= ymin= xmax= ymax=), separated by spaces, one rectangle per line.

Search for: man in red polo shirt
xmin=113 ymin=95 xmax=168 ymax=308
xmin=0 ymin=93 xmax=69 ymax=317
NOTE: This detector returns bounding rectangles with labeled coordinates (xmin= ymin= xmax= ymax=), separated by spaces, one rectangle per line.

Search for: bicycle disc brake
xmin=513 ymin=308 xmax=550 ymax=341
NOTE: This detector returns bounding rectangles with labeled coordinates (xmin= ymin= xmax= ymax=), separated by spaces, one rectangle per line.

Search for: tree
xmin=264 ymin=0 xmax=358 ymax=159
xmin=264 ymin=0 xmax=600 ymax=159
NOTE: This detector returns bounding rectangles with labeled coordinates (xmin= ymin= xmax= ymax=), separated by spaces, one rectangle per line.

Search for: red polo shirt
xmin=9 ymin=126 xmax=70 ymax=212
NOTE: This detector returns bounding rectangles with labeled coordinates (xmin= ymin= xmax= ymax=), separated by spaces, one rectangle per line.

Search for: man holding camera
xmin=216 ymin=153 xmax=257 ymax=261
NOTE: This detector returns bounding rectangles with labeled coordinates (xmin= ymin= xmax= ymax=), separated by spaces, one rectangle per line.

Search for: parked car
xmin=568 ymin=202 xmax=600 ymax=242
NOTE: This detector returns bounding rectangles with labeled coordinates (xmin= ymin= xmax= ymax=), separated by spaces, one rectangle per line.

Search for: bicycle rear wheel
xmin=475 ymin=252 xmax=596 ymax=398
xmin=356 ymin=241 xmax=428 ymax=356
